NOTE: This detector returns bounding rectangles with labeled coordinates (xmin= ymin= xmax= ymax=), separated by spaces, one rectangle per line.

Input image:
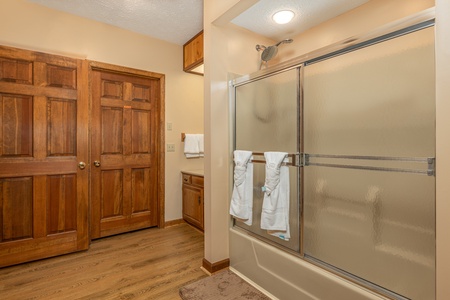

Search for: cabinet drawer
xmin=182 ymin=174 xmax=191 ymax=184
xmin=191 ymin=175 xmax=204 ymax=187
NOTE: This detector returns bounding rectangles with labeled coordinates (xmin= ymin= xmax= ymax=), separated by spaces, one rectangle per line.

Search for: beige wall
xmin=203 ymin=0 xmax=275 ymax=264
xmin=205 ymin=0 xmax=450 ymax=299
xmin=0 ymin=0 xmax=204 ymax=222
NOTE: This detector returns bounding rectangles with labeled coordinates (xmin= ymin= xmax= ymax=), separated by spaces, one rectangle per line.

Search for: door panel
xmin=47 ymin=175 xmax=77 ymax=234
xmin=132 ymin=168 xmax=152 ymax=213
xmin=0 ymin=46 xmax=89 ymax=267
xmin=303 ymin=26 xmax=435 ymax=300
xmin=1 ymin=94 xmax=32 ymax=156
xmin=1 ymin=177 xmax=33 ymax=241
xmin=91 ymin=70 xmax=159 ymax=239
xmin=102 ymin=107 xmax=123 ymax=154
xmin=47 ymin=98 xmax=77 ymax=156
xmin=234 ymin=68 xmax=300 ymax=252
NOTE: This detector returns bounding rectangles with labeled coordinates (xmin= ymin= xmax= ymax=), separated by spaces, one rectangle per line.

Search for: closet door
xmin=0 ymin=46 xmax=89 ymax=267
xmin=90 ymin=67 xmax=160 ymax=239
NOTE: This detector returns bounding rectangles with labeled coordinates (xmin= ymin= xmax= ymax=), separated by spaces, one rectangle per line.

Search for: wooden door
xmin=91 ymin=65 xmax=162 ymax=239
xmin=0 ymin=46 xmax=89 ymax=267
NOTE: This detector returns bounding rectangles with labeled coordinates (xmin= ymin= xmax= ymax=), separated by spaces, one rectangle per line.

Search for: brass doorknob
xmin=78 ymin=162 xmax=86 ymax=170
xmin=94 ymin=160 xmax=101 ymax=167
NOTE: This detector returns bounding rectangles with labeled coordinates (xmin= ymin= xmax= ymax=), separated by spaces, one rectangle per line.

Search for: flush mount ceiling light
xmin=272 ymin=10 xmax=295 ymax=24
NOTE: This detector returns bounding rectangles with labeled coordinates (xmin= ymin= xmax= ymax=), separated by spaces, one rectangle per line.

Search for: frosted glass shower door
xmin=303 ymin=27 xmax=435 ymax=300
xmin=234 ymin=68 xmax=300 ymax=252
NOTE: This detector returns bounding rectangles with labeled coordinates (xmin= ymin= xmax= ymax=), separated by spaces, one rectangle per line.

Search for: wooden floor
xmin=0 ymin=223 xmax=207 ymax=300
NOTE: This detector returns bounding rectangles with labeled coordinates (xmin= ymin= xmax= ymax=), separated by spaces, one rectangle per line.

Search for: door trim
xmin=88 ymin=61 xmax=166 ymax=229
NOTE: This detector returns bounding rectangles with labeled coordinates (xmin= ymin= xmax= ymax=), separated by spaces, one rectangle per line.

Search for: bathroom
xmin=0 ymin=0 xmax=449 ymax=299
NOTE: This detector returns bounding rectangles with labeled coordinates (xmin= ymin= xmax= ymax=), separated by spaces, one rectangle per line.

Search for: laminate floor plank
xmin=0 ymin=223 xmax=206 ymax=300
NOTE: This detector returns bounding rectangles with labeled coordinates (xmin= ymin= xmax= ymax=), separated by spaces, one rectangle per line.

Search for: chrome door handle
xmin=78 ymin=162 xmax=86 ymax=170
xmin=94 ymin=160 xmax=101 ymax=167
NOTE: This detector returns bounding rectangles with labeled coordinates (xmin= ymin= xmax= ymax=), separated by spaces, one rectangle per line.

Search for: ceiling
xmin=231 ymin=0 xmax=369 ymax=42
xmin=27 ymin=0 xmax=204 ymax=45
xmin=27 ymin=0 xmax=369 ymax=46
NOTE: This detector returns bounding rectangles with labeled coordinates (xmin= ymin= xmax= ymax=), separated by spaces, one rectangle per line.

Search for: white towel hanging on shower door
xmin=260 ymin=151 xmax=290 ymax=241
xmin=229 ymin=150 xmax=253 ymax=225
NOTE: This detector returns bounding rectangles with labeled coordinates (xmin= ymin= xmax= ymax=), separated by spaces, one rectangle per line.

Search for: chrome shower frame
xmin=230 ymin=7 xmax=435 ymax=300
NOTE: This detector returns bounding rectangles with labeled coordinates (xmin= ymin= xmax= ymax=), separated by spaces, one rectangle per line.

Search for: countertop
xmin=181 ymin=169 xmax=204 ymax=177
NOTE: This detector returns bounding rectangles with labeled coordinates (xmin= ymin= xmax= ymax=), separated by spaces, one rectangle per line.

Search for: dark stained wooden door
xmin=91 ymin=67 xmax=160 ymax=239
xmin=0 ymin=46 xmax=89 ymax=267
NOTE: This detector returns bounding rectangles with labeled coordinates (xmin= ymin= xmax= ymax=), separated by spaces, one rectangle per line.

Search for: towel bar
xmin=250 ymin=152 xmax=299 ymax=167
xmin=303 ymin=153 xmax=435 ymax=176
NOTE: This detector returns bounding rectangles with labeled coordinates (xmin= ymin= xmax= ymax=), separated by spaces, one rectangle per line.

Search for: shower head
xmin=257 ymin=38 xmax=294 ymax=63
xmin=261 ymin=46 xmax=278 ymax=62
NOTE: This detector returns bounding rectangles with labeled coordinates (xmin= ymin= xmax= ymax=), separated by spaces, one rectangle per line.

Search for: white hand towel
xmin=198 ymin=134 xmax=204 ymax=157
xmin=184 ymin=134 xmax=200 ymax=158
xmin=229 ymin=150 xmax=253 ymax=225
xmin=261 ymin=152 xmax=290 ymax=241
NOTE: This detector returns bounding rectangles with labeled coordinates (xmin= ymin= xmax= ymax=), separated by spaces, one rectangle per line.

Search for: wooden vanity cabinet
xmin=182 ymin=172 xmax=204 ymax=231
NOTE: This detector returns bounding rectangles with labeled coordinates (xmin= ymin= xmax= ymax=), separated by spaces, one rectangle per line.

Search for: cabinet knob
xmin=78 ymin=162 xmax=86 ymax=170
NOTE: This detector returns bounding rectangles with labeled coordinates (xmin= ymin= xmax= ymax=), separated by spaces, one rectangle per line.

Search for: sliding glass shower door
xmin=234 ymin=68 xmax=300 ymax=252
xmin=302 ymin=26 xmax=435 ymax=300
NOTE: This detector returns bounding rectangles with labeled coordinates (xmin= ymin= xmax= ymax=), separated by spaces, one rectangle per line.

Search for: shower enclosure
xmin=231 ymin=12 xmax=435 ymax=300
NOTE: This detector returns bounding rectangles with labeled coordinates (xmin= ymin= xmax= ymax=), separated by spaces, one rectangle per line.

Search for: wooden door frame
xmin=88 ymin=61 xmax=165 ymax=229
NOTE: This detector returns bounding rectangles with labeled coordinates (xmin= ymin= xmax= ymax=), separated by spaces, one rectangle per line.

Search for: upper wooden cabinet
xmin=183 ymin=31 xmax=203 ymax=75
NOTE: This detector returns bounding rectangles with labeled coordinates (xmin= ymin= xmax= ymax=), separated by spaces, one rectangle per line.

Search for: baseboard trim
xmin=165 ymin=219 xmax=185 ymax=227
xmin=202 ymin=258 xmax=230 ymax=274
